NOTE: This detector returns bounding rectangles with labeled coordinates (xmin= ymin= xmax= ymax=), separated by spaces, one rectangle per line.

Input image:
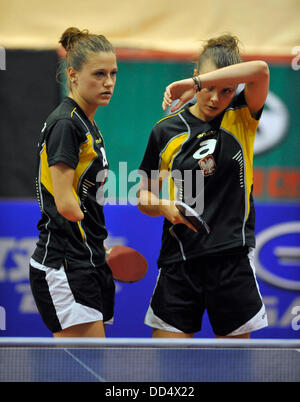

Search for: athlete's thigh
xmin=205 ymin=249 xmax=264 ymax=336
xmin=150 ymin=259 xmax=206 ymax=334
xmin=53 ymin=321 xmax=105 ymax=337
xmin=152 ymin=328 xmax=194 ymax=338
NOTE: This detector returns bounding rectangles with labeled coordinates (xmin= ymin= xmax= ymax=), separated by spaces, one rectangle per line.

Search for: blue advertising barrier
xmin=0 ymin=200 xmax=299 ymax=338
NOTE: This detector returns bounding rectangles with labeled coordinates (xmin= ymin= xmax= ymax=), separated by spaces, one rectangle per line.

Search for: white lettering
xmin=193 ymin=139 xmax=217 ymax=160
xmin=99 ymin=147 xmax=108 ymax=167
xmin=291 ymin=305 xmax=300 ymax=331
xmin=0 ymin=306 xmax=6 ymax=330
xmin=105 ymin=386 xmax=139 ymax=399
xmin=291 ymin=46 xmax=300 ymax=71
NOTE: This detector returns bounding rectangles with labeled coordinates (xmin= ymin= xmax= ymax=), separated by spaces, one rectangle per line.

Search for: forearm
xmin=137 ymin=189 xmax=168 ymax=217
xmin=163 ymin=60 xmax=269 ymax=112
xmin=49 ymin=163 xmax=84 ymax=222
xmin=197 ymin=60 xmax=269 ymax=88
xmin=55 ymin=191 xmax=84 ymax=222
xmin=137 ymin=190 xmax=197 ymax=232
xmin=137 ymin=178 xmax=197 ymax=231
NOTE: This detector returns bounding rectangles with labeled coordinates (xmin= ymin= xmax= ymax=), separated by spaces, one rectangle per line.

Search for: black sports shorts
xmin=146 ymin=247 xmax=267 ymax=336
xmin=29 ymin=259 xmax=115 ymax=333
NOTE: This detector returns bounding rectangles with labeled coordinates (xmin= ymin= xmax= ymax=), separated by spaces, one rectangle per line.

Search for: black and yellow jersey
xmin=139 ymin=91 xmax=262 ymax=265
xmin=32 ymin=97 xmax=109 ymax=270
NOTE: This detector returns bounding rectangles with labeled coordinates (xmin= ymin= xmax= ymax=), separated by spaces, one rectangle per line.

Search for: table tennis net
xmin=0 ymin=338 xmax=299 ymax=382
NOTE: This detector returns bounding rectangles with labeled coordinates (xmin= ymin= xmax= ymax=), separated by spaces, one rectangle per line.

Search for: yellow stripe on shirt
xmin=159 ymin=133 xmax=189 ymax=201
xmin=221 ymin=106 xmax=259 ymax=219
xmin=40 ymin=143 xmax=54 ymax=196
xmin=72 ymin=133 xmax=98 ymax=193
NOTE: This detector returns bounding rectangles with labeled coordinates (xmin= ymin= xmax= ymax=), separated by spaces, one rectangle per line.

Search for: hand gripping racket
xmin=175 ymin=201 xmax=210 ymax=235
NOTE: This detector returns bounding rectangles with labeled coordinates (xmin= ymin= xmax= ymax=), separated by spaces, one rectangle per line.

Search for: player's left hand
xmin=162 ymin=78 xmax=196 ymax=112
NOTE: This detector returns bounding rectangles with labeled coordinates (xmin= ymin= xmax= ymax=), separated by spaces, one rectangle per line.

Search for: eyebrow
xmin=92 ymin=66 xmax=118 ymax=70
xmin=92 ymin=67 xmax=118 ymax=73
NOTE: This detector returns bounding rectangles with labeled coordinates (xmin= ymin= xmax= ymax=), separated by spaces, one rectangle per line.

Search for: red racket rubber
xmin=106 ymin=245 xmax=148 ymax=283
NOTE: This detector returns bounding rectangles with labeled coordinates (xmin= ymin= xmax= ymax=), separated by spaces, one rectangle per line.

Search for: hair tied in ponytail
xmin=59 ymin=27 xmax=89 ymax=52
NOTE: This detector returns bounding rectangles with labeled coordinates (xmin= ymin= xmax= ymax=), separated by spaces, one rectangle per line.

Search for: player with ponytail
xmin=138 ymin=34 xmax=270 ymax=339
xmin=30 ymin=28 xmax=117 ymax=337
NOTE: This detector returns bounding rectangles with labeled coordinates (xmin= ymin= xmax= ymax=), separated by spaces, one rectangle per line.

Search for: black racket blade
xmin=175 ymin=201 xmax=210 ymax=234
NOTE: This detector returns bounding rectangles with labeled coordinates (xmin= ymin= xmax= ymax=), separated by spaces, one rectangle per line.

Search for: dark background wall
xmin=0 ymin=50 xmax=60 ymax=198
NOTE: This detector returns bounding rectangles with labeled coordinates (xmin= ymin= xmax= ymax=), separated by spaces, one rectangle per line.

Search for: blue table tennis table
xmin=0 ymin=338 xmax=299 ymax=383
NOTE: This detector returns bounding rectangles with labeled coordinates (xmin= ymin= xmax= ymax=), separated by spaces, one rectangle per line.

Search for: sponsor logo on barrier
xmin=0 ymin=237 xmax=38 ymax=314
xmin=0 ymin=234 xmax=127 ymax=317
xmin=255 ymin=221 xmax=300 ymax=330
xmin=291 ymin=306 xmax=300 ymax=331
xmin=0 ymin=238 xmax=37 ymax=283
xmin=263 ymin=296 xmax=300 ymax=330
xmin=255 ymin=221 xmax=300 ymax=290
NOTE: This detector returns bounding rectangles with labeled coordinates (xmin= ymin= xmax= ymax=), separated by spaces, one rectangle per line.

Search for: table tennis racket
xmin=175 ymin=201 xmax=210 ymax=234
xmin=106 ymin=245 xmax=148 ymax=283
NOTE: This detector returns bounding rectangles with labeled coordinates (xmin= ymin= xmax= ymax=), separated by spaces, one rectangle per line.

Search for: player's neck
xmin=68 ymin=93 xmax=97 ymax=125
xmin=189 ymin=103 xmax=212 ymax=122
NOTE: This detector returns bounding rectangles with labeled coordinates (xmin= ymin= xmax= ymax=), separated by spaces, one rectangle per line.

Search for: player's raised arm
xmin=163 ymin=61 xmax=269 ymax=116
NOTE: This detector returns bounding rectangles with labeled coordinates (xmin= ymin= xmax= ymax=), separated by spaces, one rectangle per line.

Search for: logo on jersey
xmin=198 ymin=155 xmax=216 ymax=176
xmin=197 ymin=130 xmax=217 ymax=139
xmin=193 ymin=138 xmax=217 ymax=176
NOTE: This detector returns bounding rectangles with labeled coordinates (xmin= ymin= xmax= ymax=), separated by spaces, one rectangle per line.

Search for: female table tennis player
xmin=29 ymin=27 xmax=117 ymax=337
xmin=138 ymin=34 xmax=269 ymax=339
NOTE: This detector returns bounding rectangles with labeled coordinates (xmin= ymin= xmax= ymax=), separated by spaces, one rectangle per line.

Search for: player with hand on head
xmin=30 ymin=27 xmax=118 ymax=338
xmin=138 ymin=34 xmax=269 ymax=339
